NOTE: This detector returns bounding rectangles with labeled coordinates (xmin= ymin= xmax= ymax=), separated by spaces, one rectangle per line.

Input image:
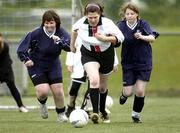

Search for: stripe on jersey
xmin=89 ymin=26 xmax=101 ymax=52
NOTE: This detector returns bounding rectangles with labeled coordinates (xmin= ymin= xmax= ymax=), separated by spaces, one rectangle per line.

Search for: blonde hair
xmin=119 ymin=2 xmax=140 ymax=20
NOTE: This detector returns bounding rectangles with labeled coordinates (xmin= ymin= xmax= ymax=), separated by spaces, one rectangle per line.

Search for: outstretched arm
xmin=70 ymin=31 xmax=78 ymax=53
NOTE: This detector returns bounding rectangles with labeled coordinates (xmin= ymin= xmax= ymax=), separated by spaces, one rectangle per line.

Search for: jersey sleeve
xmin=142 ymin=20 xmax=159 ymax=38
xmin=58 ymin=27 xmax=71 ymax=52
xmin=72 ymin=17 xmax=85 ymax=32
xmin=105 ymin=18 xmax=125 ymax=45
xmin=17 ymin=32 xmax=31 ymax=62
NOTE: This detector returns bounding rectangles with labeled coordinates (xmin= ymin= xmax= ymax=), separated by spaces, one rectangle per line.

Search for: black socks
xmin=90 ymin=88 xmax=99 ymax=113
xmin=38 ymin=98 xmax=47 ymax=104
xmin=133 ymin=95 xmax=145 ymax=113
xmin=56 ymin=106 xmax=66 ymax=114
xmin=100 ymin=90 xmax=108 ymax=113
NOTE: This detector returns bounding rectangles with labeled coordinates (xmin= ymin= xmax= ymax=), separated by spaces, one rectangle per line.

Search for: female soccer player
xmin=17 ymin=10 xmax=70 ymax=122
xmin=0 ymin=33 xmax=28 ymax=113
xmin=65 ymin=36 xmax=119 ymax=120
xmin=117 ymin=2 xmax=159 ymax=123
xmin=70 ymin=3 xmax=124 ymax=124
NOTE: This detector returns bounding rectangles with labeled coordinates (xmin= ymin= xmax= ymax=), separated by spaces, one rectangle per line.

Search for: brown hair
xmin=120 ymin=2 xmax=140 ymax=20
xmin=84 ymin=3 xmax=104 ymax=16
xmin=41 ymin=10 xmax=61 ymax=29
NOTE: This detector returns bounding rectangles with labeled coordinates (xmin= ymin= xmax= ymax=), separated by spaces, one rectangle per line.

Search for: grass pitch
xmin=0 ymin=96 xmax=180 ymax=133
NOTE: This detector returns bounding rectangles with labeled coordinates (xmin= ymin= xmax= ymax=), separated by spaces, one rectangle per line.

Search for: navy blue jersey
xmin=117 ymin=19 xmax=159 ymax=70
xmin=17 ymin=26 xmax=70 ymax=75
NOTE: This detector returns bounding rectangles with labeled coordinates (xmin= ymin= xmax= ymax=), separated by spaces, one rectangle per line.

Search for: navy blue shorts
xmin=81 ymin=45 xmax=114 ymax=74
xmin=122 ymin=69 xmax=152 ymax=86
xmin=29 ymin=70 xmax=62 ymax=86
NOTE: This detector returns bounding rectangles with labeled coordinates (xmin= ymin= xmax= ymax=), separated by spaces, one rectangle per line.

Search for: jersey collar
xmin=126 ymin=20 xmax=138 ymax=30
xmin=43 ymin=26 xmax=56 ymax=38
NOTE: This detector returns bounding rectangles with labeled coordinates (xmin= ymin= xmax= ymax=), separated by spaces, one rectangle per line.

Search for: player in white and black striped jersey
xmin=65 ymin=37 xmax=119 ymax=121
xmin=70 ymin=3 xmax=124 ymax=124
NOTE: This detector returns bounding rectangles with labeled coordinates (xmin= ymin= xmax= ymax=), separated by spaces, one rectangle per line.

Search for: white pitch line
xmin=0 ymin=105 xmax=55 ymax=110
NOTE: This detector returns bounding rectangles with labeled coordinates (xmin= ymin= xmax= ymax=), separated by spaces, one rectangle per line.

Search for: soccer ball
xmin=106 ymin=95 xmax=113 ymax=109
xmin=69 ymin=109 xmax=89 ymax=128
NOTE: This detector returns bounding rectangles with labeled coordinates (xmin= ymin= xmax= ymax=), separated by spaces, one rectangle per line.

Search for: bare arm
xmin=134 ymin=32 xmax=155 ymax=43
xmin=70 ymin=31 xmax=78 ymax=53
xmin=94 ymin=33 xmax=117 ymax=44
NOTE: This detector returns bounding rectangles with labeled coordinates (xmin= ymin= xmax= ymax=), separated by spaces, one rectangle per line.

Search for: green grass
xmin=0 ymin=96 xmax=180 ymax=133
xmin=149 ymin=36 xmax=180 ymax=95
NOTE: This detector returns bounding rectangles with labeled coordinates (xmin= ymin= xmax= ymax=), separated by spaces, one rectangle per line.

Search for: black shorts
xmin=81 ymin=45 xmax=114 ymax=74
xmin=0 ymin=66 xmax=14 ymax=82
xmin=122 ymin=69 xmax=152 ymax=86
xmin=30 ymin=71 xmax=62 ymax=86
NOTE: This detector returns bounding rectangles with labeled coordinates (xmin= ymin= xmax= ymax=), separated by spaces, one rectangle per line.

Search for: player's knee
xmin=123 ymin=88 xmax=133 ymax=97
xmin=89 ymin=77 xmax=99 ymax=87
xmin=136 ymin=89 xmax=145 ymax=97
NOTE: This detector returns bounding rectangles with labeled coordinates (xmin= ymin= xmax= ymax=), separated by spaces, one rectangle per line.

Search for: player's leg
xmin=66 ymin=80 xmax=82 ymax=117
xmin=119 ymin=69 xmax=135 ymax=105
xmin=132 ymin=70 xmax=151 ymax=123
xmin=84 ymin=62 xmax=100 ymax=124
xmin=47 ymin=64 xmax=68 ymax=122
xmin=99 ymin=73 xmax=110 ymax=123
xmin=132 ymin=80 xmax=146 ymax=123
xmin=6 ymin=80 xmax=28 ymax=113
xmin=97 ymin=45 xmax=114 ymax=123
xmin=5 ymin=67 xmax=28 ymax=113
xmin=50 ymin=82 xmax=68 ymax=122
xmin=31 ymin=73 xmax=50 ymax=119
xmin=81 ymin=79 xmax=90 ymax=110
xmin=35 ymin=83 xmax=50 ymax=119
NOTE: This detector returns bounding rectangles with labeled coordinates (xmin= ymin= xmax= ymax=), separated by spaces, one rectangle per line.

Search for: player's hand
xmin=67 ymin=66 xmax=73 ymax=73
xmin=51 ymin=35 xmax=60 ymax=44
xmin=94 ymin=33 xmax=106 ymax=41
xmin=24 ymin=60 xmax=34 ymax=67
xmin=70 ymin=45 xmax=76 ymax=53
xmin=134 ymin=32 xmax=143 ymax=40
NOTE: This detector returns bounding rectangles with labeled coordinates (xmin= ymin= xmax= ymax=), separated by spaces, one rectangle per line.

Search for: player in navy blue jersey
xmin=17 ymin=10 xmax=70 ymax=122
xmin=0 ymin=33 xmax=28 ymax=113
xmin=70 ymin=3 xmax=124 ymax=124
xmin=117 ymin=2 xmax=159 ymax=123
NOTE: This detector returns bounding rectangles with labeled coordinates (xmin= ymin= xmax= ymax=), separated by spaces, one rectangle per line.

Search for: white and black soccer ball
xmin=69 ymin=109 xmax=89 ymax=128
xmin=106 ymin=95 xmax=113 ymax=109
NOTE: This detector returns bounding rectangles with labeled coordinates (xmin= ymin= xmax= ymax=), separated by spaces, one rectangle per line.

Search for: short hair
xmin=120 ymin=2 xmax=140 ymax=20
xmin=41 ymin=10 xmax=61 ymax=29
xmin=84 ymin=3 xmax=104 ymax=16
